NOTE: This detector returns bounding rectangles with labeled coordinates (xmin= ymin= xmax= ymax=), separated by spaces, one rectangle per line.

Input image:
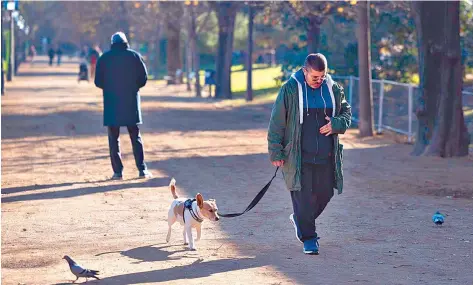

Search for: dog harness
xmin=183 ymin=199 xmax=204 ymax=223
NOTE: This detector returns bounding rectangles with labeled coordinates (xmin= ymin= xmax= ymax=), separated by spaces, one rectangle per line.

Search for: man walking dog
xmin=95 ymin=32 xmax=152 ymax=180
xmin=267 ymin=53 xmax=351 ymax=254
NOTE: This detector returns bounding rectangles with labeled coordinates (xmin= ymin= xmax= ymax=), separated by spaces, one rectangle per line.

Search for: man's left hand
xmin=319 ymin=116 xmax=334 ymax=136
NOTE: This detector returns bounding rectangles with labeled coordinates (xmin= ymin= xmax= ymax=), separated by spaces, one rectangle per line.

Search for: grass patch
xmin=464 ymin=107 xmax=473 ymax=118
xmin=230 ymin=64 xmax=274 ymax=72
xmin=216 ymin=86 xmax=280 ymax=108
xmin=214 ymin=65 xmax=282 ymax=107
xmin=231 ymin=65 xmax=281 ymax=94
xmin=151 ymin=64 xmax=283 ymax=106
xmin=464 ymin=74 xmax=473 ymax=87
xmin=196 ymin=65 xmax=281 ymax=101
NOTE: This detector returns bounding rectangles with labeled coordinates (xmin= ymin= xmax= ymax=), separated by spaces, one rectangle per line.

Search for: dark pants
xmin=290 ymin=162 xmax=334 ymax=241
xmin=107 ymin=125 xmax=147 ymax=174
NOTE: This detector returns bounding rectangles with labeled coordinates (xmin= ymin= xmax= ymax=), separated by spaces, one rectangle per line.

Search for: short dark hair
xmin=304 ymin=53 xmax=328 ymax=72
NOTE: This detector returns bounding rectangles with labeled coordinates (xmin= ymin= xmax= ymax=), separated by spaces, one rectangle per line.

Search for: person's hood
xmin=291 ymin=68 xmax=336 ymax=124
xmin=111 ymin=32 xmax=128 ymax=44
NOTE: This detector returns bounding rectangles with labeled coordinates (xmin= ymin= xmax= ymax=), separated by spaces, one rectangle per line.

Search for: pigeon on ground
xmin=63 ymin=255 xmax=100 ymax=283
xmin=432 ymin=211 xmax=445 ymax=226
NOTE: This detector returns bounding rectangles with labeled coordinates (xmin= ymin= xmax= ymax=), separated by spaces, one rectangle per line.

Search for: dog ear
xmin=196 ymin=193 xmax=204 ymax=209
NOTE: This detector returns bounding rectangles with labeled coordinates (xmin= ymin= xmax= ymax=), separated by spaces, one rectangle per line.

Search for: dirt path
xmin=2 ymin=58 xmax=473 ymax=285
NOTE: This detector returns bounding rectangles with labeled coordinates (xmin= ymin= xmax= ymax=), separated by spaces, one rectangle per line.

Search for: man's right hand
xmin=272 ymin=160 xmax=284 ymax=167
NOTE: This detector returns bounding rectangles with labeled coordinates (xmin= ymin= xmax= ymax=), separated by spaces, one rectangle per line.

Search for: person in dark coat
xmin=94 ymin=32 xmax=152 ymax=180
xmin=48 ymin=48 xmax=55 ymax=66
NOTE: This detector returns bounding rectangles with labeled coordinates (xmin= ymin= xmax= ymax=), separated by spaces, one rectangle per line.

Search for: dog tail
xmin=169 ymin=178 xmax=178 ymax=199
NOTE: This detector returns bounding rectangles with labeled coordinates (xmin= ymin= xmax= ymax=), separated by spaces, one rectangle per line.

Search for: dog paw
xmin=184 ymin=242 xmax=189 ymax=245
xmin=189 ymin=247 xmax=197 ymax=251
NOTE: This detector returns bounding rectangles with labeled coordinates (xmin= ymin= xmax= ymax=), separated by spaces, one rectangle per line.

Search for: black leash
xmin=219 ymin=167 xmax=279 ymax=218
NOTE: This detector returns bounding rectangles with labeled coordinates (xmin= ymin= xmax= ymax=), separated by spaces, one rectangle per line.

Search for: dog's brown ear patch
xmin=196 ymin=193 xmax=204 ymax=209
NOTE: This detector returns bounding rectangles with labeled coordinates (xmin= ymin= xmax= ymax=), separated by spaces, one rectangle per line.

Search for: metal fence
xmin=332 ymin=75 xmax=473 ymax=143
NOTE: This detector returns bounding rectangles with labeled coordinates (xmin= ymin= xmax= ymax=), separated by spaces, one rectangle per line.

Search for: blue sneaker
xmin=289 ymin=214 xmax=302 ymax=243
xmin=303 ymin=237 xmax=320 ymax=255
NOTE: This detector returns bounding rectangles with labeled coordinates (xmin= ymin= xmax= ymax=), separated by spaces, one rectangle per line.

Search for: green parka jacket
xmin=267 ymin=72 xmax=352 ymax=194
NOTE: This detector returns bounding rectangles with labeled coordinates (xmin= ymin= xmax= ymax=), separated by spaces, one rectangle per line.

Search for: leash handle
xmin=219 ymin=167 xmax=279 ymax=218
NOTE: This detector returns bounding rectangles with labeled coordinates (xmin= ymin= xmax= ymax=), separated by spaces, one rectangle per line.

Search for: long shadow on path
xmin=95 ymin=256 xmax=261 ymax=284
xmin=1 ymin=177 xmax=169 ymax=203
xmin=96 ymin=244 xmax=192 ymax=263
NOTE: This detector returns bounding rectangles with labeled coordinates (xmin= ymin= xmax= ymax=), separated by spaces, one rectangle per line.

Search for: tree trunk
xmin=357 ymin=1 xmax=374 ymax=137
xmin=411 ymin=1 xmax=429 ymax=155
xmin=412 ymin=1 xmax=469 ymax=157
xmin=186 ymin=5 xmax=201 ymax=97
xmin=215 ymin=2 xmax=237 ymax=99
xmin=193 ymin=41 xmax=202 ymax=98
xmin=185 ymin=8 xmax=192 ymax=91
xmin=164 ymin=3 xmax=182 ymax=85
xmin=186 ymin=42 xmax=192 ymax=91
xmin=246 ymin=4 xmax=254 ymax=102
xmin=306 ymin=17 xmax=321 ymax=54
xmin=152 ymin=19 xmax=164 ymax=79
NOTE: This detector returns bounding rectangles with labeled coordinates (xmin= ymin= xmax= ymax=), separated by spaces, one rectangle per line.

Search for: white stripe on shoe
xmin=289 ymin=214 xmax=303 ymax=243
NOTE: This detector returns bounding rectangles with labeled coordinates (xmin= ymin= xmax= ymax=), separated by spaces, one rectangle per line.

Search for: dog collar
xmin=183 ymin=199 xmax=204 ymax=223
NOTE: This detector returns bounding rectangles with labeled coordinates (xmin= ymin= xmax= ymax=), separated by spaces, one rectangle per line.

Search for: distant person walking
xmin=89 ymin=45 xmax=101 ymax=79
xmin=28 ymin=45 xmax=36 ymax=64
xmin=94 ymin=32 xmax=152 ymax=180
xmin=48 ymin=47 xmax=55 ymax=66
xmin=56 ymin=46 xmax=63 ymax=66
